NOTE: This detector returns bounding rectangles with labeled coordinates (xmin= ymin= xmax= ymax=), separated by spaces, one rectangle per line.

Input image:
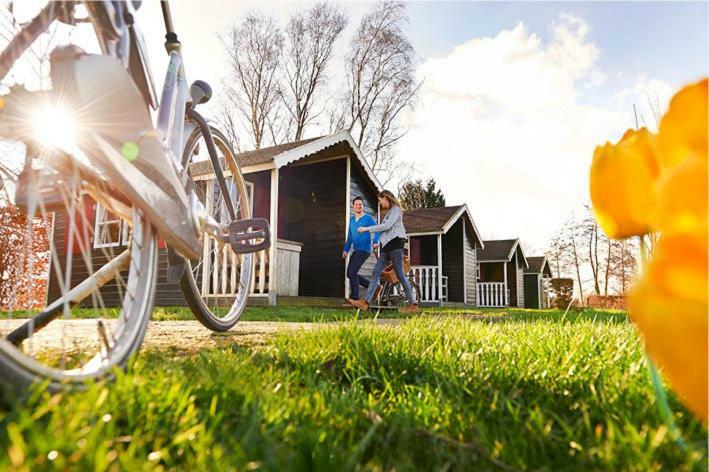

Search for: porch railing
xmin=249 ymin=250 xmax=269 ymax=296
xmin=410 ymin=265 xmax=446 ymax=303
xmin=477 ymin=282 xmax=508 ymax=307
xmin=198 ymin=238 xmax=270 ymax=298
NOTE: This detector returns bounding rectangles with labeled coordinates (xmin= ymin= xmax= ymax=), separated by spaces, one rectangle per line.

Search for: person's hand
xmin=357 ymin=226 xmax=367 ymax=233
xmin=373 ymin=243 xmax=380 ymax=249
xmin=342 ymin=251 xmax=348 ymax=259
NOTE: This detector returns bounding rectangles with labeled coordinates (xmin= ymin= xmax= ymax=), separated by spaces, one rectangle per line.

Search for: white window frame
xmin=93 ymin=202 xmax=129 ymax=249
xmin=244 ymin=180 xmax=254 ymax=216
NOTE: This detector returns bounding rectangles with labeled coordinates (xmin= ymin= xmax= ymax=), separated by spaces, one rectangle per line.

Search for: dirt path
xmin=1 ymin=319 xmax=403 ymax=353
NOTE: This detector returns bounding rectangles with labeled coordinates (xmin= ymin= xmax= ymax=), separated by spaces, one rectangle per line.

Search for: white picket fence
xmin=476 ymin=282 xmax=508 ymax=307
xmin=410 ymin=265 xmax=447 ymax=303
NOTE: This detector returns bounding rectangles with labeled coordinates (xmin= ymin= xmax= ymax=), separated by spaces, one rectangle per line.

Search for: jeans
xmin=363 ymin=248 xmax=415 ymax=305
xmin=347 ymin=250 xmax=371 ymax=299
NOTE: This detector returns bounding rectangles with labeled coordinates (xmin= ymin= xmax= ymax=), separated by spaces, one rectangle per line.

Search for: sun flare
xmin=32 ymin=105 xmax=79 ymax=153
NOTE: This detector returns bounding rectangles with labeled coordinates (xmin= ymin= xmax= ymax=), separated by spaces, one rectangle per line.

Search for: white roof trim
xmin=535 ymin=256 xmax=551 ymax=275
xmin=270 ymin=130 xmax=383 ymax=191
xmin=440 ymin=204 xmax=485 ymax=249
xmin=506 ymin=239 xmax=529 ymax=269
xmin=407 ymin=231 xmax=444 ymax=236
xmin=479 ymin=238 xmax=528 ymax=267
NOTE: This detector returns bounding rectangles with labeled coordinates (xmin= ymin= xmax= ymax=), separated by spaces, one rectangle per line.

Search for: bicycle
xmin=0 ymin=1 xmax=269 ymax=391
xmin=371 ymin=256 xmax=421 ymax=309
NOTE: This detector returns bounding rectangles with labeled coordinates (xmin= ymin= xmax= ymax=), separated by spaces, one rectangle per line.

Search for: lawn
xmin=0 ymin=309 xmax=706 ymax=470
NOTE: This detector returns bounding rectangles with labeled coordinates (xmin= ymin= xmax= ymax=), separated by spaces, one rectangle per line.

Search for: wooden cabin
xmin=524 ymin=256 xmax=553 ymax=309
xmin=47 ymin=131 xmax=382 ymax=307
xmin=476 ymin=239 xmax=529 ymax=308
xmin=404 ymin=205 xmax=484 ymax=307
xmin=191 ymin=131 xmax=382 ymax=305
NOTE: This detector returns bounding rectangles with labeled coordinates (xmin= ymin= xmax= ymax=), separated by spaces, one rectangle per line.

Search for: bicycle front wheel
xmin=0 ymin=4 xmax=158 ymax=392
xmin=0 ymin=173 xmax=158 ymax=391
xmin=180 ymin=126 xmax=253 ymax=331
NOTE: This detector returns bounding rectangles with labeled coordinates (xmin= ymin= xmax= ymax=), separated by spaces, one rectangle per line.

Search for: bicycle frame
xmin=0 ymin=1 xmax=248 ymax=263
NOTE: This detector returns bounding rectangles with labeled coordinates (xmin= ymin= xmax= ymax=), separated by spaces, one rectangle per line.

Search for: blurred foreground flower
xmin=590 ymin=128 xmax=659 ymax=238
xmin=590 ymin=78 xmax=708 ymax=423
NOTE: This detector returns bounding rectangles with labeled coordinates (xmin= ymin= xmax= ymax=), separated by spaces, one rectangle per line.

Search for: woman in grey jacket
xmin=348 ymin=190 xmax=418 ymax=313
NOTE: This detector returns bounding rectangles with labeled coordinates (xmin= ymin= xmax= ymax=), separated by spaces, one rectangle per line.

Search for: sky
xmin=8 ymin=1 xmax=709 ymax=254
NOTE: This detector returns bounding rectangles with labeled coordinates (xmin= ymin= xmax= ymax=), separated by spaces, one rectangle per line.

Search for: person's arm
xmin=365 ymin=206 xmax=401 ymax=233
xmin=368 ymin=215 xmax=381 ymax=246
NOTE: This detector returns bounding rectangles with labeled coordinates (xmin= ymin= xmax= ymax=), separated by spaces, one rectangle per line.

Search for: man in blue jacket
xmin=343 ymin=196 xmax=380 ymax=301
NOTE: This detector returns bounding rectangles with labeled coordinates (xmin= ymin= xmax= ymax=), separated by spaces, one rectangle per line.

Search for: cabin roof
xmin=237 ymin=136 xmax=323 ymax=167
xmin=404 ymin=206 xmax=461 ymax=233
xmin=189 ymin=131 xmax=382 ymax=192
xmin=478 ymin=238 xmax=528 ymax=268
xmin=404 ymin=204 xmax=484 ymax=248
xmin=525 ymin=256 xmax=552 ymax=277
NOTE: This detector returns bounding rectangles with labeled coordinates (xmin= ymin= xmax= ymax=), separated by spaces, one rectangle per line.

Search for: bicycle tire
xmin=383 ymin=280 xmax=422 ymax=308
xmin=179 ymin=126 xmax=253 ymax=331
xmin=0 ymin=6 xmax=158 ymax=392
xmin=0 ymin=209 xmax=158 ymax=392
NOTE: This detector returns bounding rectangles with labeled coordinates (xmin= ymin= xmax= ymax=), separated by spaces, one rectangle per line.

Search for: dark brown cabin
xmin=477 ymin=238 xmax=529 ymax=307
xmin=524 ymin=256 xmax=553 ymax=309
xmin=404 ymin=205 xmax=483 ymax=306
xmin=47 ymin=131 xmax=382 ymax=307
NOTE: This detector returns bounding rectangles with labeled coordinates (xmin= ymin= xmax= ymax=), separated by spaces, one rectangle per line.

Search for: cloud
xmin=397 ymin=13 xmax=674 ymax=252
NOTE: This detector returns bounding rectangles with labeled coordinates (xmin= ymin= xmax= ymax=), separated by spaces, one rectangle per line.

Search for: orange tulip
xmin=629 ymin=233 xmax=708 ymax=422
xmin=590 ymin=78 xmax=709 ymax=423
xmin=590 ymin=128 xmax=660 ymax=238
xmin=651 ymin=156 xmax=708 ymax=237
xmin=658 ymin=78 xmax=708 ymax=169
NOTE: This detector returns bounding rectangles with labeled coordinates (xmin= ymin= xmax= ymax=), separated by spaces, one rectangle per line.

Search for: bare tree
xmin=336 ymin=1 xmax=421 ymax=183
xmin=567 ymin=221 xmax=585 ymax=303
xmin=281 ymin=2 xmax=346 ymax=141
xmin=546 ymin=234 xmax=569 ymax=279
xmin=214 ymin=92 xmax=242 ymax=153
xmin=581 ymin=206 xmax=602 ymax=296
xmin=222 ymin=13 xmax=284 ymax=149
xmin=610 ymin=238 xmax=638 ymax=294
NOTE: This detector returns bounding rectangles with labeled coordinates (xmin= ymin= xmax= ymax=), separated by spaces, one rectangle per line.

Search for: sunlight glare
xmin=32 ymin=105 xmax=79 ymax=153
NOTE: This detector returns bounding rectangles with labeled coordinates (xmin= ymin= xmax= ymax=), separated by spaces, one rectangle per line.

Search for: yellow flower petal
xmin=630 ymin=233 xmax=708 ymax=423
xmin=652 ymin=156 xmax=708 ymax=236
xmin=658 ymin=78 xmax=708 ymax=169
xmin=590 ymin=128 xmax=660 ymax=239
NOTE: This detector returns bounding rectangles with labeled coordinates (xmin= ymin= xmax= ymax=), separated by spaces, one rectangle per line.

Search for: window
xmin=476 ymin=263 xmax=481 ymax=281
xmin=204 ymin=177 xmax=254 ymax=219
xmin=94 ymin=203 xmax=129 ymax=248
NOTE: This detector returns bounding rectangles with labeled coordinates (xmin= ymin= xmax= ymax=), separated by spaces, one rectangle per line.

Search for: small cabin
xmin=524 ymin=256 xmax=553 ymax=309
xmin=476 ymin=238 xmax=529 ymax=308
xmin=46 ymin=131 xmax=382 ymax=307
xmin=185 ymin=131 xmax=383 ymax=305
xmin=404 ymin=205 xmax=484 ymax=307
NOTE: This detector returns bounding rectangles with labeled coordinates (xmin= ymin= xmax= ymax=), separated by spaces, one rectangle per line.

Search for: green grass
xmin=1 ymin=310 xmax=706 ymax=470
xmin=5 ymin=304 xmax=629 ymax=323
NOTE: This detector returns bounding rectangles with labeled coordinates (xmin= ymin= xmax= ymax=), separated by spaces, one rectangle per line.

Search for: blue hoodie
xmin=344 ymin=213 xmax=380 ymax=253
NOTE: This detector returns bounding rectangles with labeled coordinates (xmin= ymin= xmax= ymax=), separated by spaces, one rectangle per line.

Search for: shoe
xmin=398 ymin=304 xmax=419 ymax=314
xmin=373 ymin=285 xmax=383 ymax=302
xmin=349 ymin=298 xmax=369 ymax=311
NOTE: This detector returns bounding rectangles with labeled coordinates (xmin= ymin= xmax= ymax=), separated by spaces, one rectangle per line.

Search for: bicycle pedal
xmin=228 ymin=218 xmax=271 ymax=254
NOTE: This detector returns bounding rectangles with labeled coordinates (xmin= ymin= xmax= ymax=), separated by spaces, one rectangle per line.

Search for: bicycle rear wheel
xmin=383 ymin=280 xmax=421 ymax=308
xmin=179 ymin=126 xmax=253 ymax=331
xmin=0 ymin=3 xmax=158 ymax=392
